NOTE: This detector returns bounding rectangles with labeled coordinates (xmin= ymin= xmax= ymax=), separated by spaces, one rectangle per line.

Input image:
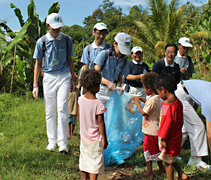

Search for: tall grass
xmin=0 ymin=94 xmax=80 ymax=180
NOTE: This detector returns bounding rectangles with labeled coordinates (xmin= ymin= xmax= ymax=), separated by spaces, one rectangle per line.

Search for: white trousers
xmin=43 ymin=71 xmax=71 ymax=147
xmin=175 ymin=83 xmax=208 ymax=156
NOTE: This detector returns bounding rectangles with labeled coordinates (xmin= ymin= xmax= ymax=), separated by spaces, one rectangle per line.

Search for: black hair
xmin=165 ymin=43 xmax=178 ymax=53
xmin=154 ymin=73 xmax=177 ymax=93
xmin=93 ymin=28 xmax=108 ymax=34
xmin=141 ymin=72 xmax=159 ymax=92
xmin=80 ymin=69 xmax=102 ymax=91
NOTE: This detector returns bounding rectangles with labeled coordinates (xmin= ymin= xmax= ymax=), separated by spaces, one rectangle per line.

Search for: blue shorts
xmin=68 ymin=114 xmax=77 ymax=125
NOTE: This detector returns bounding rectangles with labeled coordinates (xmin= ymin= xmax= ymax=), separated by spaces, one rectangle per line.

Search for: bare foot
xmin=176 ymin=173 xmax=192 ymax=180
xmin=143 ymin=172 xmax=153 ymax=179
xmin=67 ymin=136 xmax=71 ymax=140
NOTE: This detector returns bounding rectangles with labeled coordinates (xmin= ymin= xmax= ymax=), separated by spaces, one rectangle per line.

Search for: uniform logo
xmin=54 ymin=17 xmax=59 ymax=21
xmin=125 ymin=42 xmax=130 ymax=46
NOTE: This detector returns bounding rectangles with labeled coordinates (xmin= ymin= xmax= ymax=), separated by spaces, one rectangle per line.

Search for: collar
xmin=132 ymin=59 xmax=143 ymax=65
xmin=92 ymin=41 xmax=105 ymax=49
xmin=164 ymin=57 xmax=175 ymax=67
xmin=46 ymin=32 xmax=62 ymax=41
xmin=177 ymin=51 xmax=187 ymax=58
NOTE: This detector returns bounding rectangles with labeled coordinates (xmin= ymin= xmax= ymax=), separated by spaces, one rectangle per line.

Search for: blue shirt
xmin=94 ymin=50 xmax=129 ymax=82
xmin=125 ymin=60 xmax=149 ymax=87
xmin=33 ymin=32 xmax=74 ymax=73
xmin=80 ymin=41 xmax=111 ymax=69
xmin=183 ymin=79 xmax=211 ymax=122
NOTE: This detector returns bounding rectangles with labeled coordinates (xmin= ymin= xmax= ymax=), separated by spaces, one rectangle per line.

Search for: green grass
xmin=0 ymin=93 xmax=211 ymax=180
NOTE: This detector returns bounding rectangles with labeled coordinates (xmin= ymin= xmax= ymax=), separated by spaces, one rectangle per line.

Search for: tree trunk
xmin=10 ymin=45 xmax=16 ymax=93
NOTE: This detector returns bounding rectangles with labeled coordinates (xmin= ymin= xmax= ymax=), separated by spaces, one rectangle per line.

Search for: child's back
xmin=78 ymin=95 xmax=106 ymax=142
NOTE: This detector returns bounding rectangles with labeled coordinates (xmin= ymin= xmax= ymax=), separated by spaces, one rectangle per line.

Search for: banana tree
xmin=0 ymin=0 xmax=60 ymax=92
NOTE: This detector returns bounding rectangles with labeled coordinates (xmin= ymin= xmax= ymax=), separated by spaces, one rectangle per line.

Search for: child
xmin=154 ymin=73 xmax=189 ymax=180
xmin=132 ymin=72 xmax=165 ymax=179
xmin=67 ymin=85 xmax=80 ymax=139
xmin=78 ymin=69 xmax=108 ymax=180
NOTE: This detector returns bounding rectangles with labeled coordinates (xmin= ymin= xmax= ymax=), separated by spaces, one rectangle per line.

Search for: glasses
xmin=166 ymin=51 xmax=176 ymax=55
xmin=94 ymin=31 xmax=107 ymax=36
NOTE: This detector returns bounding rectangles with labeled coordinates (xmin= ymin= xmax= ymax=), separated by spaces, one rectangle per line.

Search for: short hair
xmin=141 ymin=72 xmax=159 ymax=92
xmin=154 ymin=73 xmax=177 ymax=93
xmin=165 ymin=43 xmax=178 ymax=53
xmin=80 ymin=69 xmax=102 ymax=91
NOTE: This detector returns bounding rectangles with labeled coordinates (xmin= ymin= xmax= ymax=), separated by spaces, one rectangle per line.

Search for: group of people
xmin=32 ymin=12 xmax=211 ymax=180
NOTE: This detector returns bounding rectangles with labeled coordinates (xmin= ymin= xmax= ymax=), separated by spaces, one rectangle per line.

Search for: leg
xmin=71 ymin=124 xmax=75 ymax=136
xmin=81 ymin=171 xmax=89 ymax=180
xmin=157 ymin=160 xmax=165 ymax=174
xmin=165 ymin=162 xmax=174 ymax=180
xmin=206 ymin=119 xmax=211 ymax=153
xmin=68 ymin=122 xmax=71 ymax=139
xmin=90 ymin=173 xmax=98 ymax=180
xmin=43 ymin=73 xmax=58 ymax=149
xmin=172 ymin=162 xmax=188 ymax=180
xmin=57 ymin=72 xmax=71 ymax=151
xmin=143 ymin=161 xmax=153 ymax=179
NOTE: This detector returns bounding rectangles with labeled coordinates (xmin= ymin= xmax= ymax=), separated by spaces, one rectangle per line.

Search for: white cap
xmin=46 ymin=13 xmax=65 ymax=29
xmin=131 ymin=46 xmax=143 ymax=53
xmin=93 ymin=23 xmax=108 ymax=32
xmin=114 ymin=32 xmax=131 ymax=55
xmin=178 ymin=37 xmax=192 ymax=47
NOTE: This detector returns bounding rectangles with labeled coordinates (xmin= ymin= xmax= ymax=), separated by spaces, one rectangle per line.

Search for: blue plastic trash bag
xmin=104 ymin=90 xmax=144 ymax=166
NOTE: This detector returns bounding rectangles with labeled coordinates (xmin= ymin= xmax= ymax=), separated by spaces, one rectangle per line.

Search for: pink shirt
xmin=78 ymin=95 xmax=107 ymax=142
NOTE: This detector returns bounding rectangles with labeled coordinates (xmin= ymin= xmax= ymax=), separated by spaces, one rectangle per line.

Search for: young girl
xmin=155 ymin=73 xmax=189 ymax=180
xmin=132 ymin=72 xmax=165 ymax=179
xmin=78 ymin=69 xmax=108 ymax=180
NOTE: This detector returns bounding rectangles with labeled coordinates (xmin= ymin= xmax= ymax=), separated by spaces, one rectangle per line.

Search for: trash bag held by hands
xmin=104 ymin=90 xmax=144 ymax=166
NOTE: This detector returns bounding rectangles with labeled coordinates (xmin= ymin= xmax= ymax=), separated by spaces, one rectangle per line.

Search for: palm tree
xmin=125 ymin=0 xmax=198 ymax=63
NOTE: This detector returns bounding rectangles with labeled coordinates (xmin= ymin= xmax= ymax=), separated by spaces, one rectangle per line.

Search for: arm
xmin=131 ymin=97 xmax=147 ymax=116
xmin=97 ymin=113 xmax=108 ymax=149
xmin=95 ymin=64 xmax=116 ymax=91
xmin=160 ymin=138 xmax=167 ymax=149
xmin=126 ymin=74 xmax=144 ymax=81
xmin=32 ymin=59 xmax=42 ymax=100
xmin=68 ymin=56 xmax=76 ymax=91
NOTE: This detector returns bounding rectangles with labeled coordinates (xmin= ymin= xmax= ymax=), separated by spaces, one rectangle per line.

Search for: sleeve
xmin=143 ymin=97 xmax=157 ymax=115
xmin=96 ymin=102 xmax=107 ymax=115
xmin=94 ymin=50 xmax=106 ymax=67
xmin=157 ymin=105 xmax=172 ymax=139
xmin=80 ymin=45 xmax=90 ymax=65
xmin=68 ymin=36 xmax=74 ymax=57
xmin=33 ymin=38 xmax=43 ymax=60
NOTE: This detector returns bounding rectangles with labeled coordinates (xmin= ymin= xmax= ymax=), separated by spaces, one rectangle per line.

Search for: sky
xmin=0 ymin=0 xmax=209 ymax=32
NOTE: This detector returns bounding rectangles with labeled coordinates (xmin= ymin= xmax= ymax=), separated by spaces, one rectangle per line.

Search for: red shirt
xmin=157 ymin=98 xmax=183 ymax=156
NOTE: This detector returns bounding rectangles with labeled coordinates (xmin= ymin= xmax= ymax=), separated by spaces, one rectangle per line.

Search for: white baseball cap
xmin=114 ymin=32 xmax=131 ymax=55
xmin=131 ymin=46 xmax=143 ymax=53
xmin=93 ymin=23 xmax=108 ymax=32
xmin=46 ymin=13 xmax=65 ymax=29
xmin=178 ymin=37 xmax=192 ymax=47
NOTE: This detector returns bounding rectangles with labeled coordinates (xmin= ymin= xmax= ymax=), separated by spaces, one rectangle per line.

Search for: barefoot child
xmin=78 ymin=69 xmax=108 ymax=180
xmin=132 ymin=72 xmax=165 ymax=179
xmin=155 ymin=73 xmax=189 ymax=180
xmin=67 ymin=86 xmax=80 ymax=139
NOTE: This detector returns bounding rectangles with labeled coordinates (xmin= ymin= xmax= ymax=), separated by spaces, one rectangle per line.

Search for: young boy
xmin=154 ymin=73 xmax=189 ymax=180
xmin=132 ymin=72 xmax=164 ymax=179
